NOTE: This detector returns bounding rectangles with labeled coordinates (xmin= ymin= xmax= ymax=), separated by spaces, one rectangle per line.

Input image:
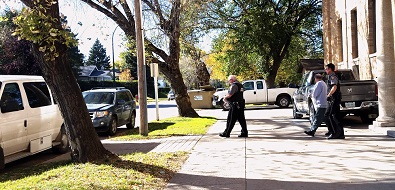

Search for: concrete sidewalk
xmin=166 ymin=109 xmax=395 ymax=190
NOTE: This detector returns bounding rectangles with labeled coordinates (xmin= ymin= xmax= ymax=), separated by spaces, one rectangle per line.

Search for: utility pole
xmin=135 ymin=0 xmax=148 ymax=135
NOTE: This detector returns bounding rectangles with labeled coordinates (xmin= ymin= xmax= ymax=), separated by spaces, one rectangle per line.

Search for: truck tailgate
xmin=340 ymin=80 xmax=377 ymax=102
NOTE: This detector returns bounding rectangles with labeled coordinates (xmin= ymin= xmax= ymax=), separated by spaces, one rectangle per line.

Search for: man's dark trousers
xmin=224 ymin=102 xmax=247 ymax=135
xmin=325 ymin=98 xmax=344 ymax=136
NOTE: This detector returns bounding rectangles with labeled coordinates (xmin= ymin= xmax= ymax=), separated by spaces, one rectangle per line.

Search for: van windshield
xmin=83 ymin=92 xmax=114 ymax=104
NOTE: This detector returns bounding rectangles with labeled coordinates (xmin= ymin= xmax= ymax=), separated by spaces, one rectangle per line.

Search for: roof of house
xmin=79 ymin=66 xmax=97 ymax=77
xmin=79 ymin=66 xmax=120 ymax=78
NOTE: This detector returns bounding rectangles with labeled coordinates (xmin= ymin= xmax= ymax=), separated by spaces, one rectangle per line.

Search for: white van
xmin=0 ymin=75 xmax=68 ymax=168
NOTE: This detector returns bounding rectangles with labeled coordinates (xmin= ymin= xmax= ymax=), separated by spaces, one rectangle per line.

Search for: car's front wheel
xmin=309 ymin=103 xmax=316 ymax=125
xmin=108 ymin=117 xmax=118 ymax=136
xmin=126 ymin=111 xmax=136 ymax=129
xmin=293 ymin=103 xmax=303 ymax=119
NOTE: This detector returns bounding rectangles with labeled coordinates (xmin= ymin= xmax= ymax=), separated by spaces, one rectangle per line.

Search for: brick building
xmin=323 ymin=0 xmax=395 ymax=134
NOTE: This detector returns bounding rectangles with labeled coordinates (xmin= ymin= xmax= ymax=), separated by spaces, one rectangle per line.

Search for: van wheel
xmin=277 ymin=96 xmax=291 ymax=108
xmin=126 ymin=111 xmax=136 ymax=129
xmin=53 ymin=125 xmax=69 ymax=154
xmin=0 ymin=147 xmax=4 ymax=170
xmin=108 ymin=117 xmax=118 ymax=136
xmin=309 ymin=103 xmax=316 ymax=125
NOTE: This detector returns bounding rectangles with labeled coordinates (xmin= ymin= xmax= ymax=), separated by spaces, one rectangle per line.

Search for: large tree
xmin=81 ymin=0 xmax=199 ymax=117
xmin=0 ymin=10 xmax=41 ymax=75
xmin=205 ymin=0 xmax=322 ymax=87
xmin=86 ymin=38 xmax=110 ymax=69
xmin=15 ymin=0 xmax=115 ymax=162
xmin=0 ymin=10 xmax=84 ymax=76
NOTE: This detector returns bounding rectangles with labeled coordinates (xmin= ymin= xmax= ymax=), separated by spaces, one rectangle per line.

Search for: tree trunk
xmin=265 ymin=58 xmax=282 ymax=88
xmin=159 ymin=61 xmax=199 ymax=117
xmin=22 ymin=0 xmax=116 ymax=163
xmin=195 ymin=60 xmax=210 ymax=86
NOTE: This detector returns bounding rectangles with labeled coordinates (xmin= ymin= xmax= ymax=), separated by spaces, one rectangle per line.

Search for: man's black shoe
xmin=324 ymin=132 xmax=332 ymax=136
xmin=304 ymin=130 xmax=315 ymax=137
xmin=327 ymin=134 xmax=345 ymax=139
xmin=219 ymin=133 xmax=230 ymax=138
xmin=238 ymin=133 xmax=248 ymax=138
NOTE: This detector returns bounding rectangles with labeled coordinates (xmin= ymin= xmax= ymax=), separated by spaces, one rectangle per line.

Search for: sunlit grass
xmin=111 ymin=116 xmax=217 ymax=141
xmin=0 ymin=152 xmax=189 ymax=190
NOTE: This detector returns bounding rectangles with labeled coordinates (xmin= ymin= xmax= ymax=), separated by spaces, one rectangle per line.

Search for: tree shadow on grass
xmin=0 ymin=152 xmax=184 ymax=186
xmin=113 ymin=122 xmax=176 ymax=138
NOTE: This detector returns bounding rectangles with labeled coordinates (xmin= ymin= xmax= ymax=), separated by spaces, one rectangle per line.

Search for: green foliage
xmin=12 ymin=8 xmax=77 ymax=62
xmin=86 ymin=38 xmax=110 ymax=69
xmin=0 ymin=10 xmax=84 ymax=75
xmin=206 ymin=0 xmax=322 ymax=86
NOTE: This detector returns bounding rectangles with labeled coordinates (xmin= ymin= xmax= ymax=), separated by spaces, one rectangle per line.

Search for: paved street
xmin=135 ymin=100 xmax=179 ymax=127
xmin=167 ymin=106 xmax=395 ymax=190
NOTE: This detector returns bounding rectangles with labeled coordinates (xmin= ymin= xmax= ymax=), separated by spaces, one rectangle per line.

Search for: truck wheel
xmin=108 ymin=117 xmax=118 ymax=136
xmin=293 ymin=104 xmax=303 ymax=119
xmin=277 ymin=96 xmax=291 ymax=108
xmin=360 ymin=113 xmax=375 ymax=124
xmin=309 ymin=103 xmax=316 ymax=125
xmin=53 ymin=125 xmax=70 ymax=154
xmin=220 ymin=100 xmax=229 ymax=111
xmin=126 ymin=111 xmax=136 ymax=129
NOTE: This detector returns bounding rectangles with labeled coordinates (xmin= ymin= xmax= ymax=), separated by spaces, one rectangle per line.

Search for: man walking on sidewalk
xmin=325 ymin=63 xmax=345 ymax=139
xmin=304 ymin=73 xmax=328 ymax=137
xmin=219 ymin=75 xmax=248 ymax=138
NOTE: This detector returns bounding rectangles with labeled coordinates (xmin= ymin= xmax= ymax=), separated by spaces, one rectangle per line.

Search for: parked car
xmin=82 ymin=87 xmax=136 ymax=135
xmin=167 ymin=90 xmax=175 ymax=100
xmin=0 ymin=75 xmax=68 ymax=169
xmin=293 ymin=69 xmax=378 ymax=123
xmin=212 ymin=79 xmax=297 ymax=110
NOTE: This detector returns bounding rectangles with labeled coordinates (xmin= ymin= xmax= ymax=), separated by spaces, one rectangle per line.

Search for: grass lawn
xmin=0 ymin=152 xmax=189 ymax=190
xmin=0 ymin=116 xmax=217 ymax=189
xmin=111 ymin=116 xmax=217 ymax=141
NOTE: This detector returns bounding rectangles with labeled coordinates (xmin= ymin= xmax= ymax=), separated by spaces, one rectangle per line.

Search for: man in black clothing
xmin=325 ymin=63 xmax=345 ymax=139
xmin=219 ymin=75 xmax=248 ymax=138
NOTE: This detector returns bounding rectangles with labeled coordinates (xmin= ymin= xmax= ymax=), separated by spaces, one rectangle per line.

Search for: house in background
xmin=78 ymin=66 xmax=120 ymax=81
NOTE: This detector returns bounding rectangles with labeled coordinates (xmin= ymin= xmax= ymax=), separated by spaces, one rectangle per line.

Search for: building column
xmin=370 ymin=0 xmax=395 ymax=135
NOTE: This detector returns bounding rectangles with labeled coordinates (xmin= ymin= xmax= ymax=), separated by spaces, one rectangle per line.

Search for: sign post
xmin=150 ymin=63 xmax=159 ymax=121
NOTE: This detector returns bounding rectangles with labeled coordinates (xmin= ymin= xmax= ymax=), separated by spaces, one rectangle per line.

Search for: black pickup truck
xmin=292 ymin=69 xmax=378 ymax=123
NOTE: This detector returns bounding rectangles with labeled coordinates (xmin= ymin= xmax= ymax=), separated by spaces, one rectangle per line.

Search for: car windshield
xmin=169 ymin=91 xmax=174 ymax=94
xmin=83 ymin=92 xmax=114 ymax=104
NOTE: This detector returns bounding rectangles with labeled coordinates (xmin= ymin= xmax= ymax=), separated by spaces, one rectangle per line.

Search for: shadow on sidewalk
xmin=168 ymin=173 xmax=395 ymax=190
xmin=103 ymin=142 xmax=160 ymax=155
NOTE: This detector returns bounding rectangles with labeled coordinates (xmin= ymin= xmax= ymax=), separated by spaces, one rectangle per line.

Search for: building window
xmin=368 ymin=0 xmax=376 ymax=54
xmin=351 ymin=9 xmax=358 ymax=59
xmin=337 ymin=19 xmax=343 ymax=62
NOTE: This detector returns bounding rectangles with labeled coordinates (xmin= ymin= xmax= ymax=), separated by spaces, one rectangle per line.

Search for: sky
xmin=0 ymin=0 xmax=213 ymax=62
